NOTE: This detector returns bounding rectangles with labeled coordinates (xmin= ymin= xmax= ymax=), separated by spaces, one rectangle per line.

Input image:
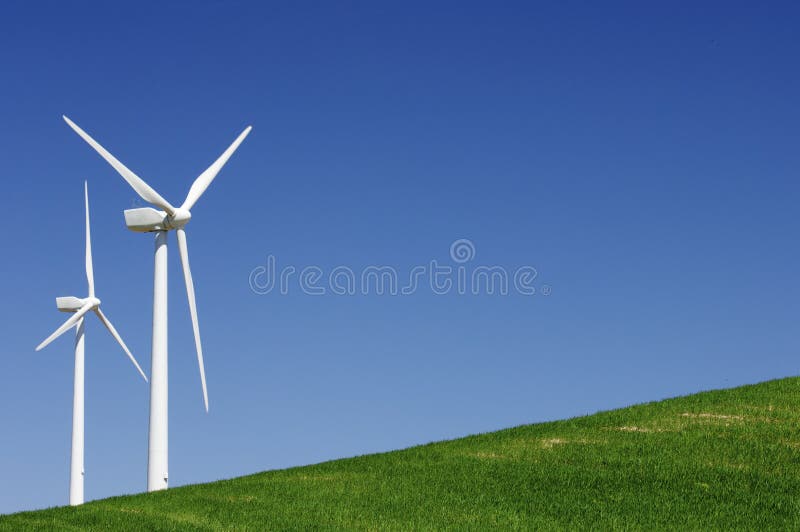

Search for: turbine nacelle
xmin=56 ymin=296 xmax=86 ymax=313
xmin=124 ymin=207 xmax=191 ymax=233
xmin=56 ymin=296 xmax=101 ymax=313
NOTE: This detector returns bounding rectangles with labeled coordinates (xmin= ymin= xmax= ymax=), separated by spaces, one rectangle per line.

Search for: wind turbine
xmin=36 ymin=181 xmax=148 ymax=506
xmin=63 ymin=115 xmax=252 ymax=492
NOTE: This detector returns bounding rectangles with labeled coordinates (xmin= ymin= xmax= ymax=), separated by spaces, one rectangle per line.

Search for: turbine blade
xmin=84 ymin=181 xmax=95 ymax=297
xmin=176 ymin=228 xmax=209 ymax=411
xmin=94 ymin=308 xmax=148 ymax=382
xmin=63 ymin=116 xmax=176 ymax=215
xmin=36 ymin=302 xmax=93 ymax=351
xmin=181 ymin=126 xmax=252 ymax=211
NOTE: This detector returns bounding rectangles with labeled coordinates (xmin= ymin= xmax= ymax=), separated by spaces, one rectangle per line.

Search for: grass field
xmin=2 ymin=377 xmax=799 ymax=530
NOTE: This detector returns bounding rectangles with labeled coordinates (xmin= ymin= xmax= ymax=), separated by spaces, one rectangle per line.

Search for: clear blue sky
xmin=1 ymin=1 xmax=798 ymax=514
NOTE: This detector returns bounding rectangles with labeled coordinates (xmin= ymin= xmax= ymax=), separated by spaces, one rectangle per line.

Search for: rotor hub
xmin=169 ymin=208 xmax=192 ymax=228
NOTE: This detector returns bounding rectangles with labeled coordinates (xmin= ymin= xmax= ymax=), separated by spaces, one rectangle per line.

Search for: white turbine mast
xmin=36 ymin=181 xmax=147 ymax=506
xmin=63 ymin=116 xmax=252 ymax=492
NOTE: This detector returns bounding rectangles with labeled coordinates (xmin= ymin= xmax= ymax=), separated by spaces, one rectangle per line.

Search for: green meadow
xmin=2 ymin=377 xmax=798 ymax=530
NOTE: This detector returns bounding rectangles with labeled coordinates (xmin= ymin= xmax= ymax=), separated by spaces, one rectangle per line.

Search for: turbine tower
xmin=63 ymin=116 xmax=252 ymax=491
xmin=36 ymin=182 xmax=148 ymax=506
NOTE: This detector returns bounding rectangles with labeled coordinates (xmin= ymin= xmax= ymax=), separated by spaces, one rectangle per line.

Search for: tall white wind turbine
xmin=36 ymin=182 xmax=148 ymax=506
xmin=63 ymin=116 xmax=252 ymax=492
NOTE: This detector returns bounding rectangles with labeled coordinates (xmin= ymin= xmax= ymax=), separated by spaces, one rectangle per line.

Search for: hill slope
xmin=2 ymin=377 xmax=799 ymax=530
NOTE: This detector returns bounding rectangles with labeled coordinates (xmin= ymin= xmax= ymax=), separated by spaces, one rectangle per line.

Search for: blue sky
xmin=1 ymin=1 xmax=798 ymax=513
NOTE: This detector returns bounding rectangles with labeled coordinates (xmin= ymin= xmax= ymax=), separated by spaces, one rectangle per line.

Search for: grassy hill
xmin=2 ymin=377 xmax=799 ymax=530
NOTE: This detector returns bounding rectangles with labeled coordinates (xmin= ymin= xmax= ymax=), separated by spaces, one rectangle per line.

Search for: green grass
xmin=2 ymin=377 xmax=800 ymax=530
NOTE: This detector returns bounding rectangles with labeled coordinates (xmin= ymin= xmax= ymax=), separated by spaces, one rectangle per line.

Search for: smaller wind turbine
xmin=35 ymin=181 xmax=148 ymax=506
